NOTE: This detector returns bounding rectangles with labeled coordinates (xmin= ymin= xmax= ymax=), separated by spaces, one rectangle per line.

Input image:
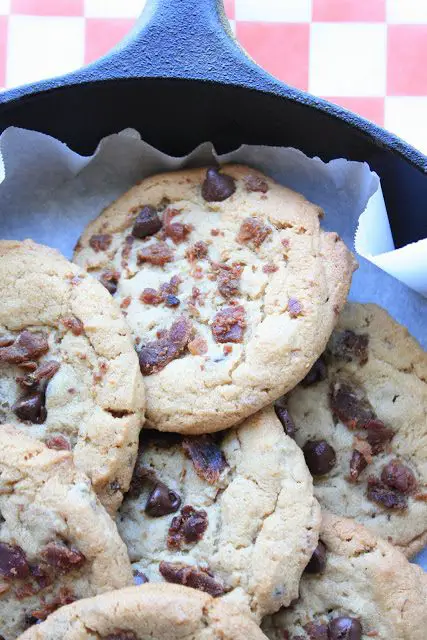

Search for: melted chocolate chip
xmin=17 ymin=360 xmax=60 ymax=389
xmin=328 ymin=330 xmax=369 ymax=365
xmin=303 ymin=440 xmax=336 ymax=476
xmin=201 ymin=167 xmax=236 ymax=202
xmin=304 ymin=541 xmax=327 ymax=574
xmin=145 ymin=483 xmax=181 ymax=517
xmin=182 ymin=435 xmax=227 ymax=484
xmin=167 ymin=506 xmax=208 ymax=549
xmin=138 ymin=317 xmax=194 ymax=375
xmin=12 ymin=391 xmax=47 ymax=424
xmin=329 ymin=381 xmax=375 ymax=430
xmin=274 ymin=398 xmax=296 ymax=438
xmin=132 ymin=205 xmax=162 ymax=239
xmin=349 ymin=450 xmax=368 ymax=482
xmin=380 ymin=459 xmax=417 ymax=494
xmin=159 ymin=561 xmax=225 ymax=597
xmin=100 ymin=270 xmax=120 ymax=295
xmin=328 ymin=616 xmax=363 ymax=640
xmin=301 ymin=356 xmax=327 ymax=387
xmin=40 ymin=543 xmax=85 ymax=573
xmin=0 ymin=543 xmax=29 ymax=579
xmin=367 ymin=477 xmax=408 ymax=510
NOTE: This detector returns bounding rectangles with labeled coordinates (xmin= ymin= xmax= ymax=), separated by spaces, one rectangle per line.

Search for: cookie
xmin=18 ymin=583 xmax=268 ymax=639
xmin=117 ymin=406 xmax=320 ymax=621
xmin=278 ymin=302 xmax=427 ymax=556
xmin=0 ymin=426 xmax=133 ymax=640
xmin=0 ymin=240 xmax=145 ymax=513
xmin=262 ymin=512 xmax=427 ymax=640
xmin=73 ymin=165 xmax=356 ymax=434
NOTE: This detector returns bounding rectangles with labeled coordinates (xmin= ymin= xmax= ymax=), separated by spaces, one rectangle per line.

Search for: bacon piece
xmin=211 ymin=305 xmax=246 ymax=343
xmin=89 ymin=234 xmax=112 ymax=252
xmin=236 ymin=217 xmax=272 ymax=248
xmin=182 ymin=435 xmax=227 ymax=484
xmin=0 ymin=331 xmax=48 ymax=364
xmin=137 ymin=241 xmax=174 ymax=266
xmin=138 ymin=317 xmax=194 ymax=375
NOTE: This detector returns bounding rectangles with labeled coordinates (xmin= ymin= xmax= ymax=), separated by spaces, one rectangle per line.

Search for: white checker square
xmin=385 ymin=97 xmax=427 ymax=155
xmin=0 ymin=0 xmax=10 ymax=15
xmin=6 ymin=16 xmax=85 ymax=89
xmin=309 ymin=23 xmax=386 ymax=97
xmin=387 ymin=0 xmax=427 ymax=23
xmin=84 ymin=0 xmax=145 ymax=18
xmin=235 ymin=0 xmax=312 ymax=22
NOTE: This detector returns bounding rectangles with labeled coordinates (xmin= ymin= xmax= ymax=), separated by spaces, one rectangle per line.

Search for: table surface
xmin=1 ymin=0 xmax=427 ymax=154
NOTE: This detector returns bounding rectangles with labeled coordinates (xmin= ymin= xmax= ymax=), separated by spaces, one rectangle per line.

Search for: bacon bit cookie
xmin=117 ymin=407 xmax=320 ymax=621
xmin=263 ymin=512 xmax=427 ymax=640
xmin=73 ymin=165 xmax=356 ymax=434
xmin=0 ymin=241 xmax=145 ymax=513
xmin=277 ymin=303 xmax=427 ymax=557
xmin=0 ymin=427 xmax=132 ymax=640
xmin=18 ymin=584 xmax=268 ymax=640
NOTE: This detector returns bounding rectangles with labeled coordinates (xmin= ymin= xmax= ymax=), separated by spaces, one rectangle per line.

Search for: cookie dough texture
xmin=74 ymin=165 xmax=356 ymax=434
xmin=118 ymin=406 xmax=321 ymax=621
xmin=18 ymin=583 xmax=268 ymax=640
xmin=0 ymin=240 xmax=145 ymax=513
xmin=263 ymin=512 xmax=427 ymax=640
xmin=0 ymin=427 xmax=133 ymax=640
xmin=288 ymin=303 xmax=427 ymax=556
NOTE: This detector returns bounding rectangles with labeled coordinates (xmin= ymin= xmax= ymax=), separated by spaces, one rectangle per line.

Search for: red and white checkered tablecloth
xmin=1 ymin=0 xmax=427 ymax=154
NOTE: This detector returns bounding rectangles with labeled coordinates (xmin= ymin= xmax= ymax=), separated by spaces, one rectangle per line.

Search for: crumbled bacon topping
xmin=159 ymin=561 xmax=225 ymax=597
xmin=211 ymin=262 xmax=242 ymax=300
xmin=137 ymin=241 xmax=174 ymax=266
xmin=162 ymin=208 xmax=193 ymax=243
xmin=262 ymin=263 xmax=278 ymax=274
xmin=186 ymin=241 xmax=209 ymax=262
xmin=61 ymin=316 xmax=84 ymax=336
xmin=140 ymin=275 xmax=181 ymax=306
xmin=236 ymin=216 xmax=272 ymax=248
xmin=89 ymin=234 xmax=112 ymax=252
xmin=288 ymin=298 xmax=303 ymax=318
xmin=211 ymin=305 xmax=246 ymax=343
xmin=167 ymin=506 xmax=208 ymax=549
xmin=100 ymin=270 xmax=120 ymax=295
xmin=138 ymin=317 xmax=194 ymax=375
xmin=243 ymin=174 xmax=269 ymax=193
xmin=188 ymin=336 xmax=208 ymax=356
xmin=0 ymin=331 xmax=49 ymax=364
xmin=182 ymin=435 xmax=227 ymax=484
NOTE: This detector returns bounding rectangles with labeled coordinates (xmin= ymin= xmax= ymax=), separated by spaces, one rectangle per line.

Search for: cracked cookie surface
xmin=0 ymin=426 xmax=133 ymax=640
xmin=0 ymin=241 xmax=145 ymax=513
xmin=73 ymin=165 xmax=356 ymax=434
xmin=262 ymin=512 xmax=427 ymax=640
xmin=117 ymin=406 xmax=320 ymax=621
xmin=18 ymin=583 xmax=268 ymax=639
xmin=281 ymin=303 xmax=427 ymax=556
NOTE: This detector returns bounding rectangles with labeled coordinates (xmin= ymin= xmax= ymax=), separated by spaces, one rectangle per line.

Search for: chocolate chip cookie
xmin=278 ymin=302 xmax=427 ymax=556
xmin=0 ymin=240 xmax=145 ymax=513
xmin=0 ymin=426 xmax=133 ymax=640
xmin=117 ymin=406 xmax=320 ymax=621
xmin=18 ymin=583 xmax=268 ymax=639
xmin=73 ymin=165 xmax=356 ymax=434
xmin=262 ymin=512 xmax=427 ymax=640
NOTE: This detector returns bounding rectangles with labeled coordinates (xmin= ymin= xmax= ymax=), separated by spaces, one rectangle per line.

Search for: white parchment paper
xmin=0 ymin=126 xmax=426 ymax=569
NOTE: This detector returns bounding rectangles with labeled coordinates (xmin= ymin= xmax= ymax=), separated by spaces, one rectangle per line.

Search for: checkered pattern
xmin=1 ymin=0 xmax=427 ymax=154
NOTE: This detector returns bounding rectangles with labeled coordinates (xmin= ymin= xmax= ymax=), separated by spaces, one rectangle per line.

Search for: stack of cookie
xmin=0 ymin=165 xmax=425 ymax=640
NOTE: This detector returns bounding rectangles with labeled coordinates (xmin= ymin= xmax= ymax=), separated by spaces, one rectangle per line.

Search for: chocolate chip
xmin=0 ymin=543 xmax=29 ymax=579
xmin=328 ymin=616 xmax=363 ymax=640
xmin=381 ymin=459 xmax=417 ymax=494
xmin=201 ymin=167 xmax=236 ymax=202
xmin=0 ymin=330 xmax=49 ymax=364
xmin=132 ymin=205 xmax=162 ymax=239
xmin=145 ymin=483 xmax=181 ymax=517
xmin=17 ymin=360 xmax=60 ymax=389
xmin=364 ymin=419 xmax=395 ymax=455
xmin=133 ymin=569 xmax=149 ymax=585
xmin=274 ymin=398 xmax=296 ymax=438
xmin=367 ymin=477 xmax=408 ymax=510
xmin=329 ymin=380 xmax=375 ymax=430
xmin=211 ymin=305 xmax=246 ymax=343
xmin=12 ymin=391 xmax=47 ymax=424
xmin=304 ymin=541 xmax=327 ymax=574
xmin=138 ymin=317 xmax=194 ymax=375
xmin=159 ymin=561 xmax=225 ymax=597
xmin=182 ymin=435 xmax=227 ymax=484
xmin=303 ymin=621 xmax=328 ymax=640
xmin=167 ymin=505 xmax=208 ymax=549
xmin=301 ymin=356 xmax=327 ymax=387
xmin=89 ymin=234 xmax=112 ymax=252
xmin=328 ymin=330 xmax=369 ymax=365
xmin=303 ymin=440 xmax=336 ymax=476
xmin=26 ymin=588 xmax=75 ymax=624
xmin=103 ymin=632 xmax=137 ymax=640
xmin=349 ymin=450 xmax=368 ymax=482
xmin=40 ymin=543 xmax=85 ymax=573
xmin=100 ymin=270 xmax=120 ymax=295
xmin=164 ymin=294 xmax=180 ymax=307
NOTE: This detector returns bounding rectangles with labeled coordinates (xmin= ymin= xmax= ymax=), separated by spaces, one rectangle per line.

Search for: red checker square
xmin=224 ymin=0 xmax=234 ymax=20
xmin=388 ymin=25 xmax=427 ymax=96
xmin=313 ymin=0 xmax=385 ymax=22
xmin=12 ymin=0 xmax=84 ymax=16
xmin=0 ymin=16 xmax=6 ymax=87
xmin=322 ymin=97 xmax=384 ymax=126
xmin=236 ymin=22 xmax=309 ymax=90
xmin=85 ymin=18 xmax=136 ymax=65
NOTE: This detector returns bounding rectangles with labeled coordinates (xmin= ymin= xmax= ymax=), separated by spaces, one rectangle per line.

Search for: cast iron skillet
xmin=0 ymin=0 xmax=426 ymax=249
